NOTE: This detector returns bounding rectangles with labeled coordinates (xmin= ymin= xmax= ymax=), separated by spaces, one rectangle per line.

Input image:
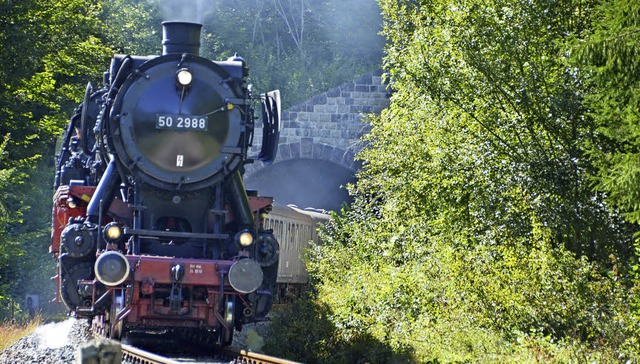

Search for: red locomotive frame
xmin=51 ymin=184 xmax=273 ymax=340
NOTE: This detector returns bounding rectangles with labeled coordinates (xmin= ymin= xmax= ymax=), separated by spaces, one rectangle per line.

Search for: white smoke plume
xmin=153 ymin=0 xmax=218 ymax=23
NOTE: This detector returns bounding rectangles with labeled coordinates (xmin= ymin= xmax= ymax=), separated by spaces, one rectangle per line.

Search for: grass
xmin=0 ymin=315 xmax=43 ymax=352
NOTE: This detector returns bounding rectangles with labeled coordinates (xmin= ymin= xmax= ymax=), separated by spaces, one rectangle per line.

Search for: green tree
xmin=577 ymin=0 xmax=640 ymax=226
xmin=299 ymin=0 xmax=639 ymax=361
xmin=99 ymin=0 xmax=162 ymax=55
xmin=0 ymin=0 xmax=112 ymax=314
xmin=574 ymin=0 xmax=640 ymax=352
xmin=204 ymin=0 xmax=384 ymax=106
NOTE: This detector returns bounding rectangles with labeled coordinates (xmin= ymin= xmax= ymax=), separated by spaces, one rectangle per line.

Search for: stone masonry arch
xmin=249 ymin=140 xmax=359 ymax=176
xmin=244 ymin=70 xmax=390 ymax=210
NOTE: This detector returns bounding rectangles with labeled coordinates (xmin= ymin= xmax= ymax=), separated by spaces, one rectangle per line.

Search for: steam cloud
xmin=153 ymin=0 xmax=218 ymax=23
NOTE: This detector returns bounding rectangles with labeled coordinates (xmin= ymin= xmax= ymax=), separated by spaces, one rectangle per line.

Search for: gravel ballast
xmin=0 ymin=318 xmax=92 ymax=364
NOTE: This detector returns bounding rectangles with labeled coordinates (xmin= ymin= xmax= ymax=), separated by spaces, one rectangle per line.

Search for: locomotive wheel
xmin=60 ymin=261 xmax=92 ymax=310
xmin=111 ymin=320 xmax=123 ymax=340
xmin=106 ymin=294 xmax=125 ymax=340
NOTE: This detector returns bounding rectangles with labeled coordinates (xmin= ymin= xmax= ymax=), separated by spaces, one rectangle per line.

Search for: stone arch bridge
xmin=245 ymin=70 xmax=390 ymax=211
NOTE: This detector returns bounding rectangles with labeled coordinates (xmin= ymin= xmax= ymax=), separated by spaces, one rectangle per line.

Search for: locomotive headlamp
xmin=95 ymin=251 xmax=130 ymax=286
xmin=236 ymin=230 xmax=254 ymax=247
xmin=228 ymin=259 xmax=263 ymax=294
xmin=176 ymin=68 xmax=193 ymax=86
xmin=103 ymin=222 xmax=122 ymax=242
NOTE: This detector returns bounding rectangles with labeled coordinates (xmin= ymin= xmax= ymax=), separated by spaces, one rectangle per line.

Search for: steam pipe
xmin=224 ymin=170 xmax=254 ymax=227
xmin=87 ymin=160 xmax=121 ymax=223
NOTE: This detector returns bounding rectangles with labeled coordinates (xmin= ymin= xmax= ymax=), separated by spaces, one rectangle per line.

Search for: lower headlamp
xmin=228 ymin=259 xmax=263 ymax=294
xmin=95 ymin=251 xmax=130 ymax=286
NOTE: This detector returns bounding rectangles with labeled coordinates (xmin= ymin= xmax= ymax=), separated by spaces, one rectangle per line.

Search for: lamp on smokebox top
xmin=176 ymin=68 xmax=193 ymax=87
xmin=95 ymin=251 xmax=130 ymax=286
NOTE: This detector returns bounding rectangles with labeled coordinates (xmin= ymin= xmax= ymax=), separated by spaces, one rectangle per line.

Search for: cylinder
xmin=162 ymin=21 xmax=202 ymax=55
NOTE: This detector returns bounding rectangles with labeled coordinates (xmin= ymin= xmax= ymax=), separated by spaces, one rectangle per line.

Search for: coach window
xmin=287 ymin=223 xmax=294 ymax=251
xmin=282 ymin=221 xmax=288 ymax=251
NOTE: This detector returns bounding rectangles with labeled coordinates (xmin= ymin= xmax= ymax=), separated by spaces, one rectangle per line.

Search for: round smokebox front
xmin=111 ymin=56 xmax=243 ymax=188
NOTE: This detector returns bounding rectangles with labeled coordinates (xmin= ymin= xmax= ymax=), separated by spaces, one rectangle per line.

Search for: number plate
xmin=156 ymin=114 xmax=208 ymax=131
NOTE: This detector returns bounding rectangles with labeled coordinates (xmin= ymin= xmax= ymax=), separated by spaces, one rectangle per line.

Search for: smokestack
xmin=162 ymin=21 xmax=202 ymax=55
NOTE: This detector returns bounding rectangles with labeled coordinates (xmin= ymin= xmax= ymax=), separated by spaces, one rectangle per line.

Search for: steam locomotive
xmin=50 ymin=22 xmax=281 ymax=346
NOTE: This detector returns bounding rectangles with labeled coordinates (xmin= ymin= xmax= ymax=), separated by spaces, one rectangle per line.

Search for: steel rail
xmin=221 ymin=347 xmax=302 ymax=364
xmin=120 ymin=343 xmax=301 ymax=364
xmin=121 ymin=343 xmax=180 ymax=364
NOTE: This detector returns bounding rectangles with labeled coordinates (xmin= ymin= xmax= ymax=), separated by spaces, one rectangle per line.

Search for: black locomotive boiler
xmin=50 ymin=22 xmax=281 ymax=346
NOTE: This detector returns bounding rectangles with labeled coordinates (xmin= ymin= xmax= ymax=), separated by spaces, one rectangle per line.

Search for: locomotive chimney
xmin=162 ymin=21 xmax=202 ymax=55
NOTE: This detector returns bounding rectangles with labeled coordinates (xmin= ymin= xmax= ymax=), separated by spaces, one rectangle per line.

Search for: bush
xmin=265 ymin=296 xmax=415 ymax=364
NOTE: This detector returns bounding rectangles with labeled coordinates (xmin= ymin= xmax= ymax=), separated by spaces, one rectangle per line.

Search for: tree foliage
xmin=201 ymin=0 xmax=385 ymax=107
xmin=577 ymin=0 xmax=640 ymax=224
xmin=0 ymin=0 xmax=112 ymax=315
xmin=294 ymin=0 xmax=640 ymax=362
xmin=574 ymin=0 xmax=640 ymax=354
xmin=100 ymin=0 xmax=162 ymax=55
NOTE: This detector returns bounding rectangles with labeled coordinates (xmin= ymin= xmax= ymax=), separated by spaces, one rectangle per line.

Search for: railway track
xmin=120 ymin=343 xmax=301 ymax=364
xmin=121 ymin=343 xmax=178 ymax=364
xmin=221 ymin=347 xmax=302 ymax=364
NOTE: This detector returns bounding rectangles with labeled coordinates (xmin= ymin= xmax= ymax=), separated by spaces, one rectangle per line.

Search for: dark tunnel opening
xmin=244 ymin=159 xmax=356 ymax=211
